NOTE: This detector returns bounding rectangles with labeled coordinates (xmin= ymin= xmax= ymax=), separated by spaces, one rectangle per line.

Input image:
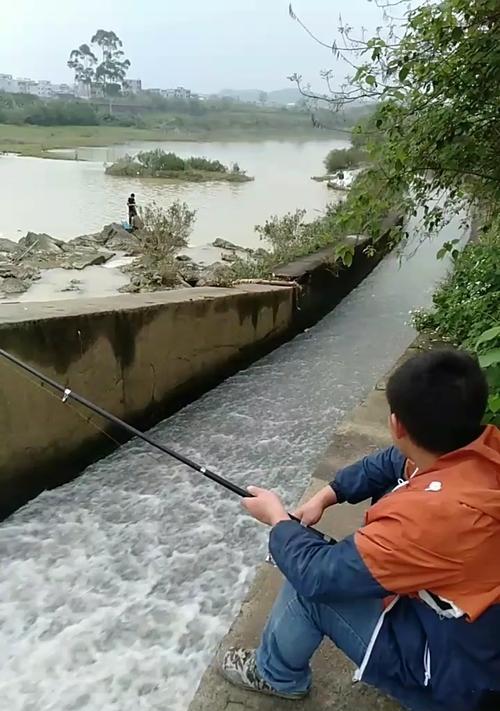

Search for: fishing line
xmin=0 ymin=348 xmax=334 ymax=542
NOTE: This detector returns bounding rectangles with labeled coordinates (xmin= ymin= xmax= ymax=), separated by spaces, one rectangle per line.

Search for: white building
xmin=0 ymin=73 xmax=18 ymax=93
xmin=124 ymin=79 xmax=142 ymax=94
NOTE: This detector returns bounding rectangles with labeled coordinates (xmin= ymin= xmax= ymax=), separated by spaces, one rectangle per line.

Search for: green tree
xmin=91 ymin=30 xmax=131 ymax=98
xmin=290 ymin=0 xmax=500 ymax=235
xmin=67 ymin=43 xmax=98 ymax=93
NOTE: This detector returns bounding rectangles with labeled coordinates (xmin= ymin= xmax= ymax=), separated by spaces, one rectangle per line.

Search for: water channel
xmin=0 ymin=213 xmax=466 ymax=711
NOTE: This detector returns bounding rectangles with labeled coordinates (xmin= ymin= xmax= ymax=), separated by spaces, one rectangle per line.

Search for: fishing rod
xmin=0 ymin=348 xmax=334 ymax=542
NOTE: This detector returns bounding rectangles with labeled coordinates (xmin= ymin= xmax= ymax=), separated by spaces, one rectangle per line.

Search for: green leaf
xmin=366 ymin=75 xmax=376 ymax=86
xmin=479 ymin=349 xmax=500 ymax=368
xmin=476 ymin=327 xmax=500 ymax=348
xmin=488 ymin=394 xmax=500 ymax=414
xmin=399 ymin=65 xmax=410 ymax=82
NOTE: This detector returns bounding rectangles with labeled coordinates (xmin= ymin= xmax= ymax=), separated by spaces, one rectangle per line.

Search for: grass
xmin=0 ymin=121 xmax=338 ymax=159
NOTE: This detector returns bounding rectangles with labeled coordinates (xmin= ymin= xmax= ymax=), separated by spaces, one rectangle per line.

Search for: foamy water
xmin=0 ymin=215 xmax=464 ymax=711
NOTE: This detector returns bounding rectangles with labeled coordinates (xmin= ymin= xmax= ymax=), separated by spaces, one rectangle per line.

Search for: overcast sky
xmin=1 ymin=0 xmax=394 ymax=92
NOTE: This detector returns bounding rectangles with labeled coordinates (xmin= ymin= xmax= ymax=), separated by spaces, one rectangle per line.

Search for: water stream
xmin=0 ymin=215 xmax=465 ymax=711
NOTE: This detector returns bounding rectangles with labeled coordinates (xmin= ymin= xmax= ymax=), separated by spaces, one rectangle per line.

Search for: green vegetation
xmin=127 ymin=201 xmax=196 ymax=289
xmin=105 ymin=149 xmax=252 ymax=183
xmin=68 ymin=30 xmax=130 ymax=98
xmin=0 ymin=98 xmax=348 ymax=158
xmin=324 ymin=146 xmax=367 ymax=173
xmin=221 ymin=166 xmax=403 ymax=282
xmin=414 ymin=221 xmax=500 ymax=425
xmin=291 ymin=0 xmax=499 ymax=417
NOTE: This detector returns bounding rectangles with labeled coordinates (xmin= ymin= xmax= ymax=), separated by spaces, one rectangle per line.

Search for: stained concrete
xmin=0 ymin=286 xmax=293 ymax=518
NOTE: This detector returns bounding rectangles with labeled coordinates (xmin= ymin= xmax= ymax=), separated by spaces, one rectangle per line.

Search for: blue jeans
xmin=255 ymin=581 xmax=432 ymax=711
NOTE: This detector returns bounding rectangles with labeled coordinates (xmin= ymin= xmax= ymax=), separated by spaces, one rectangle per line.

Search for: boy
xmin=220 ymin=349 xmax=500 ymax=711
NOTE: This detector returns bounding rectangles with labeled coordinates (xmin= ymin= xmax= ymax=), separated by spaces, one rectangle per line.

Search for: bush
xmin=414 ymin=223 xmax=500 ymax=424
xmin=128 ymin=201 xmax=197 ymax=289
xmin=24 ymin=101 xmax=99 ymax=126
xmin=414 ymin=229 xmax=500 ymax=345
xmin=137 ymin=149 xmax=186 ymax=172
xmin=185 ymin=157 xmax=226 ymax=172
xmin=324 ymin=146 xmax=367 ymax=173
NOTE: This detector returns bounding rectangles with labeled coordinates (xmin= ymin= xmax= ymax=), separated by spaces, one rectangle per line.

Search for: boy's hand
xmin=293 ymin=485 xmax=338 ymax=526
xmin=243 ymin=487 xmax=290 ymax=527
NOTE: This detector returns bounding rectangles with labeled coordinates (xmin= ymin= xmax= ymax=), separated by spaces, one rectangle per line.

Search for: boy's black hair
xmin=386 ymin=349 xmax=488 ymax=454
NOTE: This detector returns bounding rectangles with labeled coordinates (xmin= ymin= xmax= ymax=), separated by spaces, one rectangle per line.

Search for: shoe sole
xmin=218 ymin=667 xmax=310 ymax=701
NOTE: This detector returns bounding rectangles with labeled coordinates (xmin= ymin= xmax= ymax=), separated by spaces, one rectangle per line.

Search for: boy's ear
xmin=390 ymin=413 xmax=407 ymax=441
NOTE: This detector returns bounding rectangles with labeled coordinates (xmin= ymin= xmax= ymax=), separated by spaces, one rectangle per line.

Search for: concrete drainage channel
xmin=0 ymin=214 xmax=464 ymax=711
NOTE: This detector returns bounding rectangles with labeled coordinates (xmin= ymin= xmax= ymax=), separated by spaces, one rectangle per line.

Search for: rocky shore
xmin=0 ymin=225 xmax=255 ymax=301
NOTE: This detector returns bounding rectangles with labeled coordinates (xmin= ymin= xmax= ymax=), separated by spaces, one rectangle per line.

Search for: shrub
xmin=414 ymin=223 xmax=500 ymax=424
xmin=324 ymin=146 xmax=367 ymax=173
xmin=137 ymin=149 xmax=186 ymax=172
xmin=127 ymin=201 xmax=196 ymax=289
xmin=185 ymin=156 xmax=227 ymax=172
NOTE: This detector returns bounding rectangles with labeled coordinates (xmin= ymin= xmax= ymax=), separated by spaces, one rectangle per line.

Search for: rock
xmin=221 ymin=252 xmax=239 ymax=263
xmin=175 ymin=254 xmax=193 ymax=262
xmin=60 ymin=251 xmax=113 ymax=270
xmin=61 ymin=279 xmax=83 ymax=293
xmin=0 ymin=276 xmax=28 ymax=295
xmin=106 ymin=233 xmax=142 ymax=255
xmin=197 ymin=262 xmax=231 ymax=287
xmin=67 ymin=234 xmax=102 ymax=250
xmin=177 ymin=261 xmax=201 ymax=286
xmin=0 ymin=238 xmax=18 ymax=254
xmin=0 ymin=262 xmax=39 ymax=281
xmin=17 ymin=232 xmax=66 ymax=255
xmin=212 ymin=238 xmax=252 ymax=254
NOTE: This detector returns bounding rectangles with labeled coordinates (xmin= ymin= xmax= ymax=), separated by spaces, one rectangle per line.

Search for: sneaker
xmin=219 ymin=647 xmax=310 ymax=700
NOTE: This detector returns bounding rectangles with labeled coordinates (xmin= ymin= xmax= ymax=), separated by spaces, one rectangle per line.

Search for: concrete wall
xmin=0 ymin=227 xmax=398 ymax=519
xmin=0 ymin=286 xmax=292 ymax=519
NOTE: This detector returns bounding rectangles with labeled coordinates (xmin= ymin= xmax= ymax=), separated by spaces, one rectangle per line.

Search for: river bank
xmin=0 ymin=123 xmax=337 ymax=159
xmin=0 ymin=224 xmax=258 ymax=302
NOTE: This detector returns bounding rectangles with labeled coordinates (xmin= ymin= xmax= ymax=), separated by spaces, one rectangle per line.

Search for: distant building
xmin=157 ymin=86 xmax=194 ymax=100
xmin=124 ymin=79 xmax=142 ymax=94
xmin=16 ymin=78 xmax=37 ymax=94
xmin=51 ymin=83 xmax=75 ymax=97
xmin=0 ymin=73 xmax=18 ymax=93
xmin=33 ymin=80 xmax=53 ymax=98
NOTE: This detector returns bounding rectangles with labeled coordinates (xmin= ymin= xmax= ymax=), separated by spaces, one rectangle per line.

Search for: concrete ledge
xmin=0 ymin=285 xmax=293 ymax=519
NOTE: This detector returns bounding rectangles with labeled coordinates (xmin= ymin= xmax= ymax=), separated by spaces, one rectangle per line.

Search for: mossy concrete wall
xmin=0 ymin=286 xmax=292 ymax=519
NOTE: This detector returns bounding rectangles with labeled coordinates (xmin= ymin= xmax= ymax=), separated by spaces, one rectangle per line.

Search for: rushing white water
xmin=0 ymin=215 xmax=465 ymax=711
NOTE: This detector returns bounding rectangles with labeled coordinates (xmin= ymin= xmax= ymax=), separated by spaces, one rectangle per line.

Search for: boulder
xmin=17 ymin=232 xmax=66 ymax=255
xmin=0 ymin=276 xmax=28 ymax=295
xmin=212 ymin=237 xmax=253 ymax=254
xmin=59 ymin=251 xmax=113 ymax=270
xmin=106 ymin=232 xmax=142 ymax=255
xmin=0 ymin=238 xmax=18 ymax=254
xmin=196 ymin=262 xmax=231 ymax=287
xmin=177 ymin=260 xmax=201 ymax=286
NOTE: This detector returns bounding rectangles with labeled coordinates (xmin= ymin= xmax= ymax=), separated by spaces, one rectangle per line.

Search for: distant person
xmin=127 ymin=193 xmax=137 ymax=228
